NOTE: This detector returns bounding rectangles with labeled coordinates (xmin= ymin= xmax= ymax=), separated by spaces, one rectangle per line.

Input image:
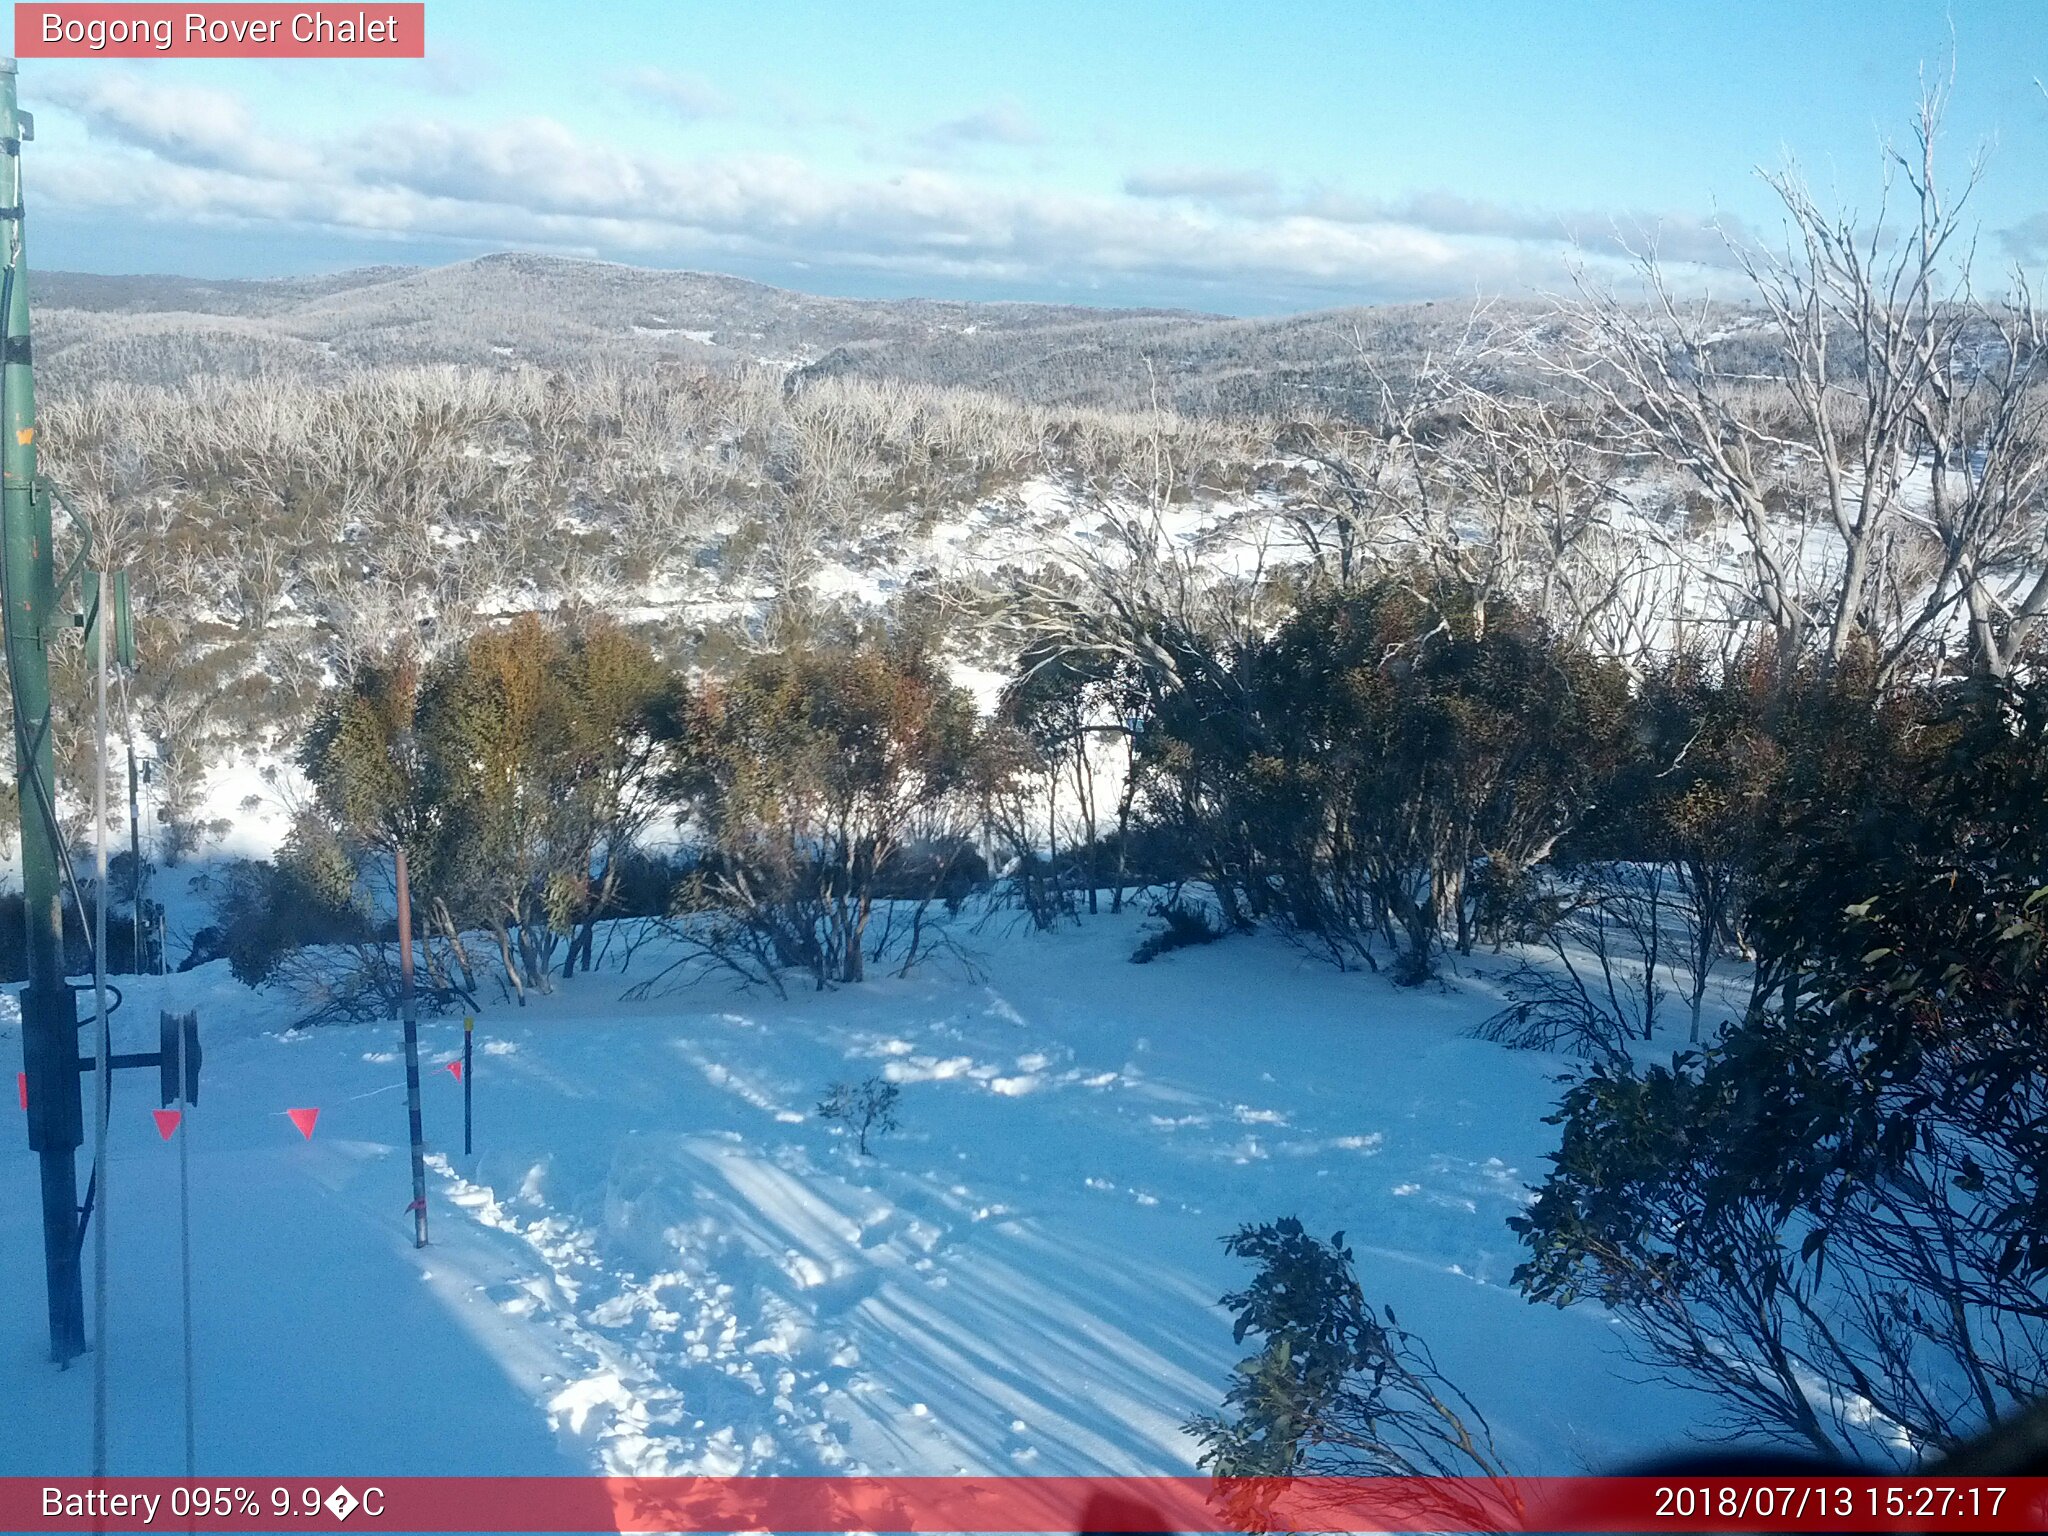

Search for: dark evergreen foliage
xmin=1186 ymin=1219 xmax=1513 ymax=1528
xmin=1133 ymin=580 xmax=1630 ymax=981
xmin=1513 ymin=679 xmax=2048 ymax=1464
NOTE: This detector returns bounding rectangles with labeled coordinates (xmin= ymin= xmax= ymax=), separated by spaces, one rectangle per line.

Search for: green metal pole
xmin=0 ymin=57 xmax=86 ymax=1365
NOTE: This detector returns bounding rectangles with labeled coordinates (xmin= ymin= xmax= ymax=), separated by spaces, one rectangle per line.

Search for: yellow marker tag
xmin=464 ymin=1015 xmax=474 ymax=1032
xmin=14 ymin=428 xmax=31 ymax=446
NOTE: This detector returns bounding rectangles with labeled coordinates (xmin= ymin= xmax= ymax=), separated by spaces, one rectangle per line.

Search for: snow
xmin=945 ymin=662 xmax=1012 ymax=714
xmin=917 ymin=476 xmax=1276 ymax=592
xmin=630 ymin=327 xmax=716 ymax=344
xmin=1 ymin=906 xmax=1709 ymax=1479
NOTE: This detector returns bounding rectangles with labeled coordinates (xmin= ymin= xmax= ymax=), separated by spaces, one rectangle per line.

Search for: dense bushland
xmin=260 ymin=613 xmax=675 ymax=1014
xmin=1186 ymin=672 xmax=2048 ymax=1471
xmin=221 ymin=613 xmax=1011 ymax=1014
xmin=1128 ymin=581 xmax=1631 ymax=982
xmin=1514 ymin=677 xmax=2048 ymax=1464
xmin=654 ymin=640 xmax=1003 ymax=994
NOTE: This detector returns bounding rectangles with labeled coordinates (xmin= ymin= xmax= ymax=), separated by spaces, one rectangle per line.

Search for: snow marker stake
xmin=462 ymin=1015 xmax=473 ymax=1157
xmin=394 ymin=845 xmax=430 ymax=1248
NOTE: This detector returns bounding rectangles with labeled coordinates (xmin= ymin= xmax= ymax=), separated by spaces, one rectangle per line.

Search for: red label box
xmin=15 ymin=4 xmax=426 ymax=58
xmin=6 ymin=1477 xmax=2048 ymax=1534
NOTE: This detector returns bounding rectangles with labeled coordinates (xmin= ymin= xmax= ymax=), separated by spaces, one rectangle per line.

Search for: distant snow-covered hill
xmin=31 ymin=251 xmax=1538 ymax=415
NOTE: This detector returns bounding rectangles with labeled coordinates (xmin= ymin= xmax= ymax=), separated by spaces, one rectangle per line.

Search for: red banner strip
xmin=15 ymin=5 xmax=425 ymax=58
xmin=5 ymin=1476 xmax=2048 ymax=1533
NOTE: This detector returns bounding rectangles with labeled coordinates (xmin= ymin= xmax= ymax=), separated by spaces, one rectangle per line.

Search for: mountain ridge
xmin=29 ymin=252 xmax=1511 ymax=415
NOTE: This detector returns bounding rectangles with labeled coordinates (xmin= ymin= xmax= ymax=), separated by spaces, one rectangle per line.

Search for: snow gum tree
xmin=1552 ymin=88 xmax=2048 ymax=685
xmin=412 ymin=613 xmax=671 ymax=1001
xmin=996 ymin=644 xmax=1144 ymax=917
xmin=666 ymin=641 xmax=995 ymax=990
xmin=1140 ymin=579 xmax=1630 ymax=983
xmin=297 ymin=614 xmax=671 ymax=1007
xmin=293 ymin=649 xmax=478 ymax=1015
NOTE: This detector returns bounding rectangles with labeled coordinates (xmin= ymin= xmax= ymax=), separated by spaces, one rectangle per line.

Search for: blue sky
xmin=15 ymin=0 xmax=2048 ymax=313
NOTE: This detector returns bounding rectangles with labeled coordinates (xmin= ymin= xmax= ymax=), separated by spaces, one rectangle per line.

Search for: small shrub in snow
xmin=1130 ymin=899 xmax=1221 ymax=964
xmin=817 ymin=1077 xmax=901 ymax=1155
xmin=1187 ymin=1219 xmax=1512 ymax=1528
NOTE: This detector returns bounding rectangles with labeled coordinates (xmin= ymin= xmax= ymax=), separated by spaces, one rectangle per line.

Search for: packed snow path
xmin=3 ymin=910 xmax=1703 ymax=1477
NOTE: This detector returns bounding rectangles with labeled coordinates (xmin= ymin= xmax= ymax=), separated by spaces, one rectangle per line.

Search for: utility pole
xmin=0 ymin=57 xmax=87 ymax=1366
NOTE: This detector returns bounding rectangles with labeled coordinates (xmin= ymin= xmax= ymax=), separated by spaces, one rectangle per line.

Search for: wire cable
xmin=0 ymin=203 xmax=132 ymax=1297
xmin=89 ymin=562 xmax=110 ymax=1476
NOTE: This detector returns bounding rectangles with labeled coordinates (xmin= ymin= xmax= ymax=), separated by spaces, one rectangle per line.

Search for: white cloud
xmin=919 ymin=101 xmax=1042 ymax=149
xmin=37 ymin=75 xmax=321 ymax=181
xmin=31 ymin=78 xmax=1732 ymax=302
xmin=620 ymin=68 xmax=734 ymax=122
xmin=1124 ymin=167 xmax=1278 ymax=202
xmin=1123 ymin=166 xmax=1750 ymax=270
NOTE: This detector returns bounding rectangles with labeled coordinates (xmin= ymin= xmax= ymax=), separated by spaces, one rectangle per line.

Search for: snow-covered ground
xmin=2 ymin=907 xmax=1708 ymax=1480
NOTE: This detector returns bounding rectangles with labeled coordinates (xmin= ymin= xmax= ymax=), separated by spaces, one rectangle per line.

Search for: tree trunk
xmin=846 ymin=892 xmax=871 ymax=984
xmin=1394 ymin=898 xmax=1436 ymax=986
xmin=1436 ymin=862 xmax=1471 ymax=956
xmin=431 ymin=897 xmax=479 ymax=998
xmin=1075 ymin=737 xmax=1099 ymax=915
xmin=564 ymin=855 xmax=623 ymax=979
xmin=490 ymin=918 xmax=526 ymax=1006
xmin=1110 ymin=733 xmax=1138 ymax=915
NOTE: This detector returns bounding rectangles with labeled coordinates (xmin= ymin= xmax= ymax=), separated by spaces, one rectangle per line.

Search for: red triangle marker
xmin=287 ymin=1107 xmax=320 ymax=1140
xmin=153 ymin=1108 xmax=182 ymax=1140
xmin=445 ymin=1060 xmax=462 ymax=1082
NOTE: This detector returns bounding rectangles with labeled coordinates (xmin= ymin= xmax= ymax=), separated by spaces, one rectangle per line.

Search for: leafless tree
xmin=1551 ymin=83 xmax=2040 ymax=684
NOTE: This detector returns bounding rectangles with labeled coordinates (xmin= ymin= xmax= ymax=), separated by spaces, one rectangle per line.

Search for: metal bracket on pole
xmin=70 ymin=1009 xmax=200 ymax=1108
xmin=160 ymin=1010 xmax=200 ymax=1108
xmin=80 ymin=570 xmax=136 ymax=671
xmin=20 ymin=983 xmax=80 ymax=1153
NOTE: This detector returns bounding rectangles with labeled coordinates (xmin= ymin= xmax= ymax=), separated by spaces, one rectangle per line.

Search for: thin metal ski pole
xmin=396 ymin=845 xmax=429 ymax=1248
xmin=179 ymin=1083 xmax=195 ymax=1476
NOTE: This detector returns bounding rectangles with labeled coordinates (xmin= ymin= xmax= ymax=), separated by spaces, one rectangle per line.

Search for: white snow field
xmin=2 ymin=908 xmax=1707 ymax=1480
